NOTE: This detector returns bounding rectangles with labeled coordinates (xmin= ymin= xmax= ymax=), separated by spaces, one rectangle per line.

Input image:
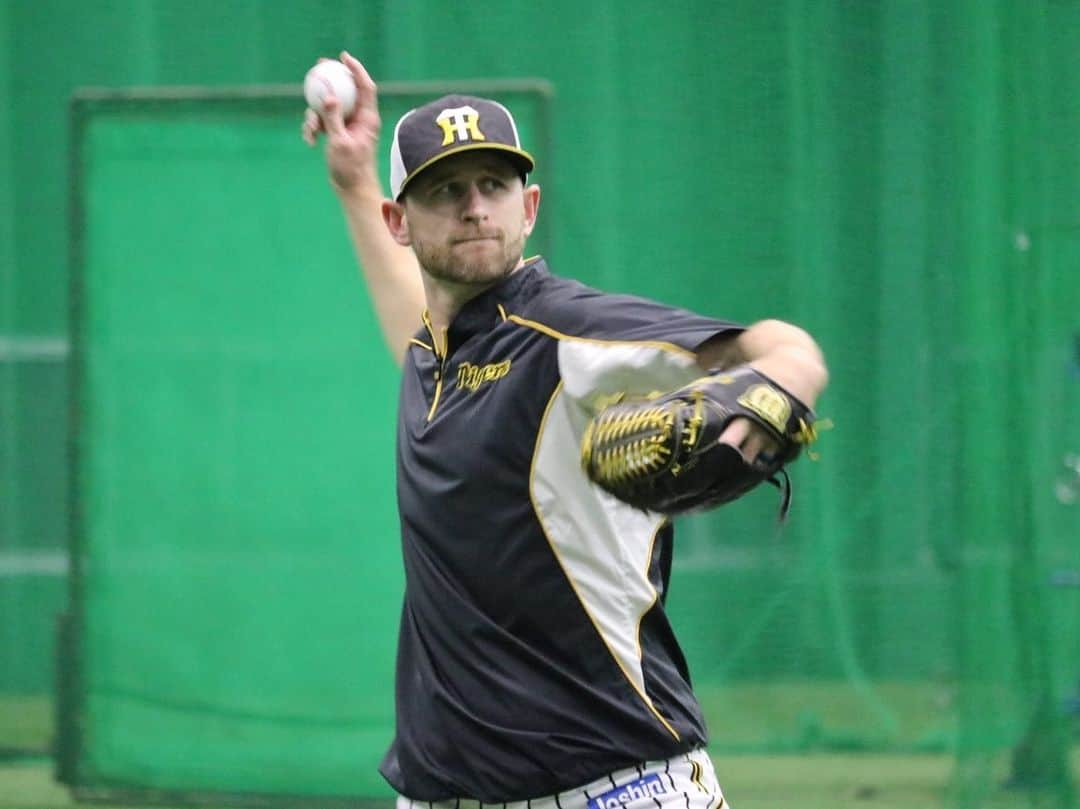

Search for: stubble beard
xmin=412 ymin=227 xmax=527 ymax=287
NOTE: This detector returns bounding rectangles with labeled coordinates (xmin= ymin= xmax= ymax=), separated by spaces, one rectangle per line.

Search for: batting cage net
xmin=3 ymin=1 xmax=1079 ymax=808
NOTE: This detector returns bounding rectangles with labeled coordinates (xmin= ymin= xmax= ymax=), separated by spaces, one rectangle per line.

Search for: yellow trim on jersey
xmin=409 ymin=338 xmax=433 ymax=351
xmin=420 ymin=310 xmax=444 ymax=357
xmin=527 ymin=381 xmax=681 ymax=742
xmin=505 ymin=314 xmax=699 ymax=358
xmin=690 ymin=758 xmax=709 ymax=793
xmin=420 ymin=311 xmax=448 ymax=422
xmin=427 ymin=367 xmax=444 ymax=422
xmin=633 ymin=520 xmax=669 ymax=665
xmin=496 ymin=303 xmax=509 ymax=322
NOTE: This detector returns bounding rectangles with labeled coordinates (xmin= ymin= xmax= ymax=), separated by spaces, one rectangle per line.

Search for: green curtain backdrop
xmin=64 ymin=89 xmax=548 ymax=798
xmin=2 ymin=1 xmax=1078 ymax=806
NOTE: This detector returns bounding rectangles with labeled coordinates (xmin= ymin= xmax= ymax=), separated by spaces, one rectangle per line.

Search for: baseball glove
xmin=579 ymin=366 xmax=821 ymax=518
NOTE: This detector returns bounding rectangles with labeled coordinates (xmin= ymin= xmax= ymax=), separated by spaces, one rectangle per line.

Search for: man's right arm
xmin=302 ymin=52 xmax=424 ymax=366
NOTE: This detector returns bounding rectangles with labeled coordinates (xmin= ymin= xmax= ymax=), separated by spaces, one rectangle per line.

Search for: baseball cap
xmin=389 ymin=94 xmax=535 ymax=200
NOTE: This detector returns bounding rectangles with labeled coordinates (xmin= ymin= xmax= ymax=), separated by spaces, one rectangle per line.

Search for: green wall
xmin=3 ymin=0 xmax=1080 ymax=803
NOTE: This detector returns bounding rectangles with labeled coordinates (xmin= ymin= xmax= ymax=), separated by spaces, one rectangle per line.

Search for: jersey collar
xmin=415 ymin=256 xmax=548 ymax=353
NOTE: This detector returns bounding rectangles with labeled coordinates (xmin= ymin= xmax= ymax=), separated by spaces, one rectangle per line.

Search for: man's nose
xmin=460 ymin=184 xmax=488 ymax=222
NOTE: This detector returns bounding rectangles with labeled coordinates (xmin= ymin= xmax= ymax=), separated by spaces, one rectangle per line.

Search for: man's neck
xmin=420 ymin=258 xmax=526 ymax=335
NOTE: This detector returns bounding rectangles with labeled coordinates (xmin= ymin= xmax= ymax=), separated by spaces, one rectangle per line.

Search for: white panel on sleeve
xmin=529 ymin=339 xmax=706 ymax=728
xmin=557 ymin=339 xmax=704 ymax=413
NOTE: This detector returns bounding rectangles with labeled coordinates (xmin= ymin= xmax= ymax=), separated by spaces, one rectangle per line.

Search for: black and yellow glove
xmin=580 ymin=366 xmax=822 ymax=518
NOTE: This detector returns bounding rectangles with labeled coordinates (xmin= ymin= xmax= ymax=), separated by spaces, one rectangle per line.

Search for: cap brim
xmin=396 ymin=144 xmax=536 ymax=199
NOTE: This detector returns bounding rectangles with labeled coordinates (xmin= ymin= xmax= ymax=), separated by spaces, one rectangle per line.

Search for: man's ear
xmin=381 ymin=199 xmax=412 ymax=246
xmin=521 ymin=184 xmax=541 ymax=238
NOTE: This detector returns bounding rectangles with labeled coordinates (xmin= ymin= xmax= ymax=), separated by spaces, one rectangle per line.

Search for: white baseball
xmin=303 ymin=60 xmax=357 ymax=118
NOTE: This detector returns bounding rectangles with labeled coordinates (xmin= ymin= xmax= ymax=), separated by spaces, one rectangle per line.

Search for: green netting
xmin=0 ymin=0 xmax=1075 ymax=806
xmin=66 ymin=90 xmax=550 ymax=799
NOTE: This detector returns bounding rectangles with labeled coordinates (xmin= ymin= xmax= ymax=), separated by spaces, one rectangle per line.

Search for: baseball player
xmin=303 ymin=52 xmax=828 ymax=809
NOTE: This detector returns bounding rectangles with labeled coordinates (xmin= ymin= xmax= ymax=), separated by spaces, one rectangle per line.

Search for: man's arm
xmin=302 ymin=52 xmax=424 ymax=365
xmin=698 ymin=319 xmax=828 ymax=407
xmin=697 ymin=319 xmax=829 ymax=459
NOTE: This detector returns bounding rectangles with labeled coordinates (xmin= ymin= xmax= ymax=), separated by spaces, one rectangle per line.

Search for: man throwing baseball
xmin=303 ymin=52 xmax=828 ymax=809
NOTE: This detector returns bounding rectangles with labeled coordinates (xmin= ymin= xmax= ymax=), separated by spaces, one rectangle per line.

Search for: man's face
xmin=400 ymin=152 xmax=538 ymax=286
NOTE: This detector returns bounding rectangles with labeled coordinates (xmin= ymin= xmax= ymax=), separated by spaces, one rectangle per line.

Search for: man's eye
xmin=480 ymin=177 xmax=506 ymax=192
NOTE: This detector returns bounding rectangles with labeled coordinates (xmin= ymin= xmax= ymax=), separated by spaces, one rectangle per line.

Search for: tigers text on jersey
xmin=379 ymin=258 xmax=741 ymax=802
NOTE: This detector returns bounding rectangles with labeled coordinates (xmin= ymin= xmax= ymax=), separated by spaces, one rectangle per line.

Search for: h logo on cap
xmin=436 ymin=106 xmax=486 ymax=146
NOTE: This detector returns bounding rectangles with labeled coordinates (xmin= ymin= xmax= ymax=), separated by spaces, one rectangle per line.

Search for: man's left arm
xmin=696 ymin=319 xmax=829 ymax=460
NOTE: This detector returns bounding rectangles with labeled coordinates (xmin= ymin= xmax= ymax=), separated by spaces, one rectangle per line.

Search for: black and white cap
xmin=389 ymin=94 xmax=535 ymax=200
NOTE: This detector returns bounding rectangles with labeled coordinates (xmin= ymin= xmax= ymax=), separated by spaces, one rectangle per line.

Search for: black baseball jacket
xmin=379 ymin=258 xmax=740 ymax=801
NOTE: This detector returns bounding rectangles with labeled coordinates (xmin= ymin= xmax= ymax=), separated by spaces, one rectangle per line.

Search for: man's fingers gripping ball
xmin=340 ymin=51 xmax=379 ymax=114
xmin=304 ymin=59 xmax=357 ymax=119
xmin=301 ymin=107 xmax=323 ymax=145
xmin=580 ymin=366 xmax=823 ymax=518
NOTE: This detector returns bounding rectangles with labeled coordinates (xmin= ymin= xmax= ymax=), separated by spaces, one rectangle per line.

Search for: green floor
xmin=3 ymin=694 xmax=1074 ymax=809
xmin=8 ymin=749 xmax=1080 ymax=809
xmin=0 ymin=753 xmax=955 ymax=809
